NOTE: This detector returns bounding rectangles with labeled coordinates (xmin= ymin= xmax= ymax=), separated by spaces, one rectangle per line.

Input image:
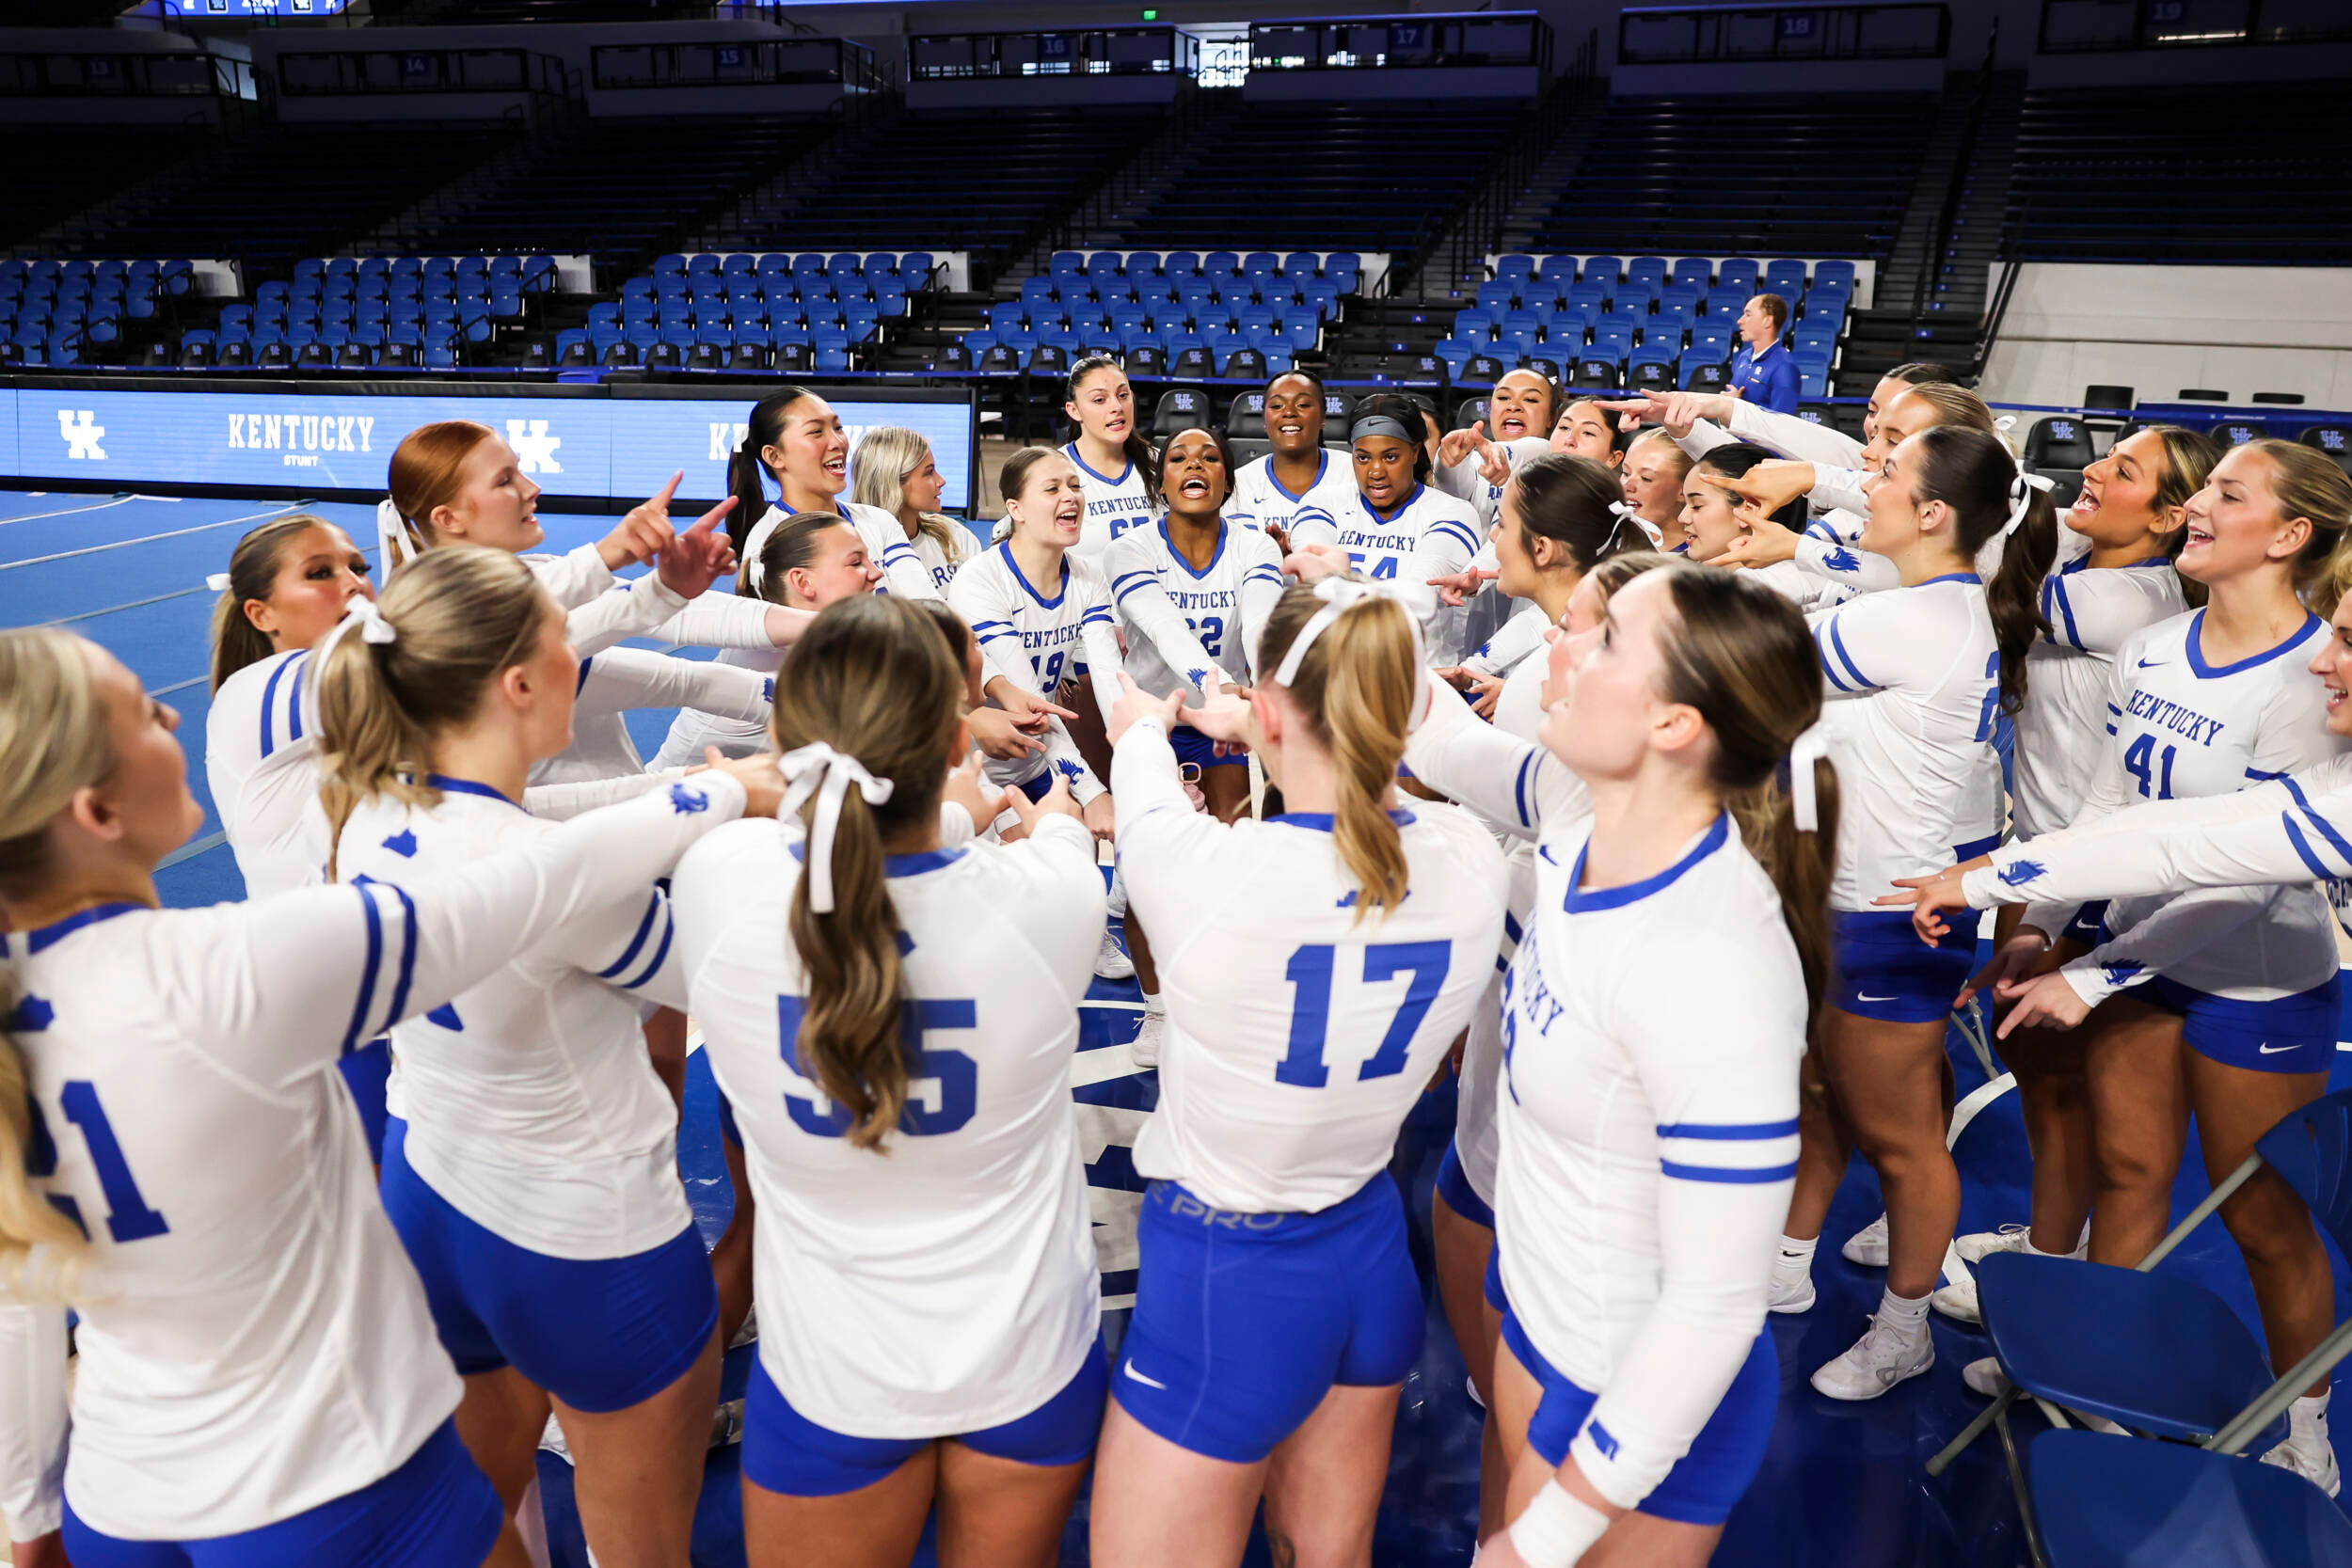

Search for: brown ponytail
xmin=0 ymin=629 xmax=120 ymax=1298
xmin=774 ymin=595 xmax=965 ymax=1151
xmin=1911 ymin=425 xmax=2058 ymax=717
xmin=312 ymin=546 xmax=550 ymax=881
xmin=1257 ymin=585 xmax=1419 ymax=922
xmin=1653 ymin=566 xmax=1839 ymax=1008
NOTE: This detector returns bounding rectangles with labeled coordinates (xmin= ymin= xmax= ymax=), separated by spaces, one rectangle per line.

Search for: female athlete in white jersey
xmin=0 ymin=625 xmax=777 ymax=1568
xmin=1899 ymin=441 xmax=2352 ymax=1486
xmin=723 ymin=388 xmax=941 ymax=604
xmin=946 ymin=449 xmax=1122 ymax=848
xmin=1336 ymin=393 xmax=1486 ymax=664
xmin=651 ymin=513 xmax=884 ymax=768
xmin=1620 ymin=431 xmax=1693 ymax=552
xmin=1434 ymin=368 xmax=1559 ymax=532
xmin=1089 ymin=582 xmax=1507 ymax=1568
xmin=1773 ymin=425 xmax=2056 ymax=1401
xmin=1405 ymin=562 xmax=1832 ymax=1568
xmin=847 ymin=424 xmax=977 ymax=594
xmin=671 ymin=594 xmax=1105 ymax=1568
xmin=1059 ymin=356 xmax=1161 ymax=562
xmin=1923 ymin=424 xmax=2214 ymax=1330
xmin=1681 ymin=444 xmax=1829 ymax=608
xmin=1549 ymin=398 xmax=1631 ymax=473
xmin=1228 ymin=370 xmax=1356 ymax=549
xmin=317 ymin=547 xmax=743 ymax=1566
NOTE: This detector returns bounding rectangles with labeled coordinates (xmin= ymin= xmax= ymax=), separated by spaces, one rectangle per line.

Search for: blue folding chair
xmin=1933 ymin=1087 xmax=2352 ymax=1567
xmin=2027 ymin=1429 xmax=2352 ymax=1568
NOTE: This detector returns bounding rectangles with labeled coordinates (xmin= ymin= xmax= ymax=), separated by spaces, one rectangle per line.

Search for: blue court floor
xmin=3 ymin=486 xmax=2348 ymax=1567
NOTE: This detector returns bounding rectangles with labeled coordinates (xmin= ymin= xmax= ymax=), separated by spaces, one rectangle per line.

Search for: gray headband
xmin=1352 ymin=415 xmax=1416 ymax=444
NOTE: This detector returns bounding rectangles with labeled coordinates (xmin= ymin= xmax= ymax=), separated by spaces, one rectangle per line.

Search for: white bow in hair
xmin=2004 ymin=469 xmax=2056 ymax=537
xmin=376 ymin=498 xmax=422 ymax=568
xmin=205 ymin=572 xmax=232 ymax=593
xmin=1788 ymin=723 xmax=1833 ymax=833
xmin=779 ymin=741 xmax=896 ymax=915
xmin=1273 ymin=575 xmax=1433 ymax=689
xmin=300 ymin=596 xmax=397 ymax=736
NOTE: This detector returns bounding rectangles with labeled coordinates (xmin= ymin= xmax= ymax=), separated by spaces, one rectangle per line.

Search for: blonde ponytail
xmin=1258 ymin=586 xmax=1418 ymax=922
xmin=0 ymin=629 xmax=121 ymax=1297
xmin=312 ymin=546 xmax=549 ymax=880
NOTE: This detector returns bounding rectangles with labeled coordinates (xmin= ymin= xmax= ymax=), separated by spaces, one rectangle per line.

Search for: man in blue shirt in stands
xmin=1728 ymin=293 xmax=1801 ymax=414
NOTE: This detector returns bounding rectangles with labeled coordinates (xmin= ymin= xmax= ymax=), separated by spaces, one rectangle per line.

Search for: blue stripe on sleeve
xmin=1115 ymin=580 xmax=1152 ymax=606
xmin=340 ymin=885 xmax=386 ymax=1058
xmin=2049 ymin=576 xmax=2084 ymax=648
xmin=1110 ymin=570 xmax=1153 ymax=594
xmin=2283 ymin=816 xmax=2336 ymax=879
xmin=1661 ymin=1160 xmax=1800 ymax=1184
xmin=1502 ymin=911 xmax=1523 ymax=943
xmin=258 ymin=657 xmax=294 ymax=759
xmin=2271 ymin=773 xmax=2352 ymax=872
xmin=976 ymin=625 xmax=1022 ymax=644
xmin=1428 ymin=518 xmax=1481 ymax=555
xmin=1812 ymin=626 xmax=1854 ymax=693
xmin=967 ymin=619 xmax=1012 ymax=635
xmin=594 ymin=895 xmax=662 ymax=980
xmin=1513 ymin=751 xmax=1535 ymax=827
xmin=1826 ymin=617 xmax=1871 ymax=691
xmin=379 ymin=881 xmax=420 ymax=1027
xmin=1658 ymin=1118 xmax=1801 ymax=1139
xmin=287 ymin=657 xmax=306 ymax=742
xmin=620 ymin=907 xmax=675 ymax=990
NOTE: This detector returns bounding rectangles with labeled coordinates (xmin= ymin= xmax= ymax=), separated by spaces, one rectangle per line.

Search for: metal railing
xmin=591 ymin=36 xmax=882 ymax=94
xmin=1248 ymin=11 xmax=1552 ymax=71
xmin=909 ymin=27 xmax=1199 ymax=81
xmin=1617 ymin=2 xmax=1950 ymax=64
xmin=274 ymin=47 xmax=569 ymax=98
xmin=1417 ymin=49 xmax=1599 ymax=297
xmin=0 ymin=50 xmax=254 ymax=98
xmin=2040 ymin=0 xmax=2352 ymax=50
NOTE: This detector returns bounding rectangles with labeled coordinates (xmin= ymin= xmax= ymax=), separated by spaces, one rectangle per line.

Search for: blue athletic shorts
xmin=337 ymin=1037 xmax=391 ymax=1167
xmin=2058 ymin=901 xmax=2108 ymax=948
xmin=1484 ymin=1246 xmax=1508 ymax=1313
xmin=742 ymin=1330 xmax=1107 ymax=1497
xmin=1168 ymin=722 xmax=1245 ymax=772
xmin=1435 ymin=1137 xmax=1494 ymax=1230
xmin=379 ymin=1122 xmax=717 ymax=1412
xmin=1114 ymin=1175 xmax=1422 ymax=1463
xmin=1494 ymin=1278 xmax=1777 ymax=1527
xmin=61 ymin=1419 xmax=499 ymax=1568
xmin=2143 ymin=973 xmax=2341 ymax=1075
xmin=1828 ymin=910 xmax=1975 ymax=1023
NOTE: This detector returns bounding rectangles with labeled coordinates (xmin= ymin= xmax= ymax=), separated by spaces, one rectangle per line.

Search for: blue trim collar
xmin=1159 ymin=518 xmax=1228 ymax=579
xmin=1265 ymin=451 xmax=1328 ymax=503
xmin=25 ymin=901 xmax=146 ymax=954
xmin=788 ymin=841 xmax=968 ymax=877
xmin=1063 ymin=442 xmax=1133 ymax=489
xmin=2185 ymin=609 xmax=2322 ymax=680
xmin=1359 ymin=483 xmax=1425 ymax=527
xmin=997 ymin=541 xmax=1067 ymax=610
xmin=426 ymin=773 xmax=524 ymax=809
xmin=1271 ymin=810 xmax=1418 ymax=831
xmin=1563 ymin=815 xmax=1731 ymax=914
xmin=1916 ymin=572 xmax=1982 ymax=588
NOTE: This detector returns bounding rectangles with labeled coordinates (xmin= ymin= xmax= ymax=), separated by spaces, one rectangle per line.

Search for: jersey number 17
xmin=1276 ymin=942 xmax=1451 ymax=1087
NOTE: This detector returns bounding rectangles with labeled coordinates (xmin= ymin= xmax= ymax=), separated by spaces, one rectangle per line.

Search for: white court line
xmin=157 ymin=830 xmax=227 ymax=870
xmin=0 ymin=493 xmax=148 ymax=528
xmin=1938 ymin=1071 xmax=2019 ymax=1292
xmin=0 ymin=501 xmax=306 ymax=572
xmin=1080 ymin=999 xmax=1148 ymax=1013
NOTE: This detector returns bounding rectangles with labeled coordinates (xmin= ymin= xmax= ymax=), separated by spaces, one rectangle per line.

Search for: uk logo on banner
xmin=58 ymin=410 xmax=105 ymax=461
xmin=505 ymin=418 xmax=562 ymax=475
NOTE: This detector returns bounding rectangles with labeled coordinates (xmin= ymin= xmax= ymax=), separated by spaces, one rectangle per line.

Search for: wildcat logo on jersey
xmin=505 ymin=420 xmax=562 ymax=475
xmin=1821 ymin=547 xmax=1862 ymax=575
xmin=7 ymin=996 xmax=54 ymax=1033
xmin=58 ymin=410 xmax=105 ymax=461
xmin=2102 ymin=958 xmax=2145 ymax=988
xmin=1996 ymin=860 xmax=2045 ymax=886
xmin=668 ymin=784 xmax=709 ymax=815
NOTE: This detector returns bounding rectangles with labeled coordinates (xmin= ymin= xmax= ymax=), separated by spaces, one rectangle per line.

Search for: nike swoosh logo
xmin=1857 ymin=991 xmax=1899 ymax=1003
xmin=1121 ymin=1362 xmax=1168 ymax=1391
xmin=2137 ymin=658 xmax=2169 ymax=669
xmin=2258 ymin=1043 xmax=2296 ymax=1054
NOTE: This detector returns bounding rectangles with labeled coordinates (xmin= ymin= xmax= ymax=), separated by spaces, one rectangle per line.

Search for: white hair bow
xmin=205 ymin=572 xmax=232 ymax=593
xmin=779 ymin=741 xmax=896 ymax=914
xmin=2005 ymin=470 xmax=2056 ymax=537
xmin=299 ymin=596 xmax=397 ymax=736
xmin=1273 ymin=575 xmax=1433 ymax=689
xmin=1602 ymin=499 xmax=1644 ymax=553
xmin=376 ymin=498 xmax=422 ymax=569
xmin=1788 ymin=723 xmax=1833 ymax=833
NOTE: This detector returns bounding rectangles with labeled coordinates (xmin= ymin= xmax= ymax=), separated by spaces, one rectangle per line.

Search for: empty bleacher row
xmin=1096 ymin=99 xmax=1528 ymax=254
xmin=1433 ymin=253 xmax=1855 ymax=395
xmin=555 ymin=251 xmax=936 ymax=372
xmin=176 ymin=254 xmax=560 ymax=372
xmin=1522 ymin=93 xmax=1935 ymax=259
xmin=2005 ymin=80 xmax=2352 ymax=264
xmin=46 ymin=122 xmax=519 ymax=276
xmin=0 ymin=258 xmax=187 ymax=366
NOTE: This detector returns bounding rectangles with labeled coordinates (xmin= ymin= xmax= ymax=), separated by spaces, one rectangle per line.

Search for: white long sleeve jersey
xmin=1326 ymin=483 xmax=1486 ymax=666
xmin=741 ymin=501 xmax=945 ymax=603
xmin=1063 ymin=444 xmax=1159 ymax=565
xmin=336 ymin=783 xmax=703 ymax=1258
xmin=2014 ymin=530 xmax=2187 ymax=837
xmin=1227 ymin=451 xmax=1357 ymax=547
xmin=2027 ymin=609 xmax=2337 ymax=1010
xmin=1810 ymin=575 xmax=2003 ymax=910
xmin=1102 ymin=520 xmax=1286 ymax=697
xmin=668 ymin=815 xmax=1104 ymax=1439
xmin=0 ymin=781 xmax=745 ymax=1541
xmin=1112 ymin=719 xmax=1508 ymax=1212
xmin=946 ymin=543 xmax=1124 ymax=803
xmin=1961 ymin=750 xmax=2352 ymax=936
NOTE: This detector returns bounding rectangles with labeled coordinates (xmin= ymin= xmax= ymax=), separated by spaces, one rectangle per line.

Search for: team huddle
xmin=3 ymin=353 xmax=2352 ymax=1568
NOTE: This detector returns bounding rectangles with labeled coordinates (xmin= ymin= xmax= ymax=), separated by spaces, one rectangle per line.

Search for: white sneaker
xmin=1129 ymin=1009 xmax=1165 ymax=1069
xmin=727 ymin=1303 xmax=759 ymax=1351
xmin=1963 ymin=1355 xmax=2010 ymax=1399
xmin=537 ymin=1413 xmax=573 ymax=1465
xmin=1810 ymin=1316 xmax=1934 ymax=1401
xmin=1094 ymin=928 xmax=1135 ymax=981
xmin=2264 ymin=1402 xmax=2341 ymax=1497
xmin=1105 ymin=867 xmax=1128 ymax=919
xmin=1842 ymin=1212 xmax=1889 ymax=1268
xmin=1768 ymin=1253 xmax=1817 ymax=1314
xmin=1934 ymin=1228 xmax=2037 ymax=1324
xmin=1465 ymin=1374 xmax=1486 ymax=1411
